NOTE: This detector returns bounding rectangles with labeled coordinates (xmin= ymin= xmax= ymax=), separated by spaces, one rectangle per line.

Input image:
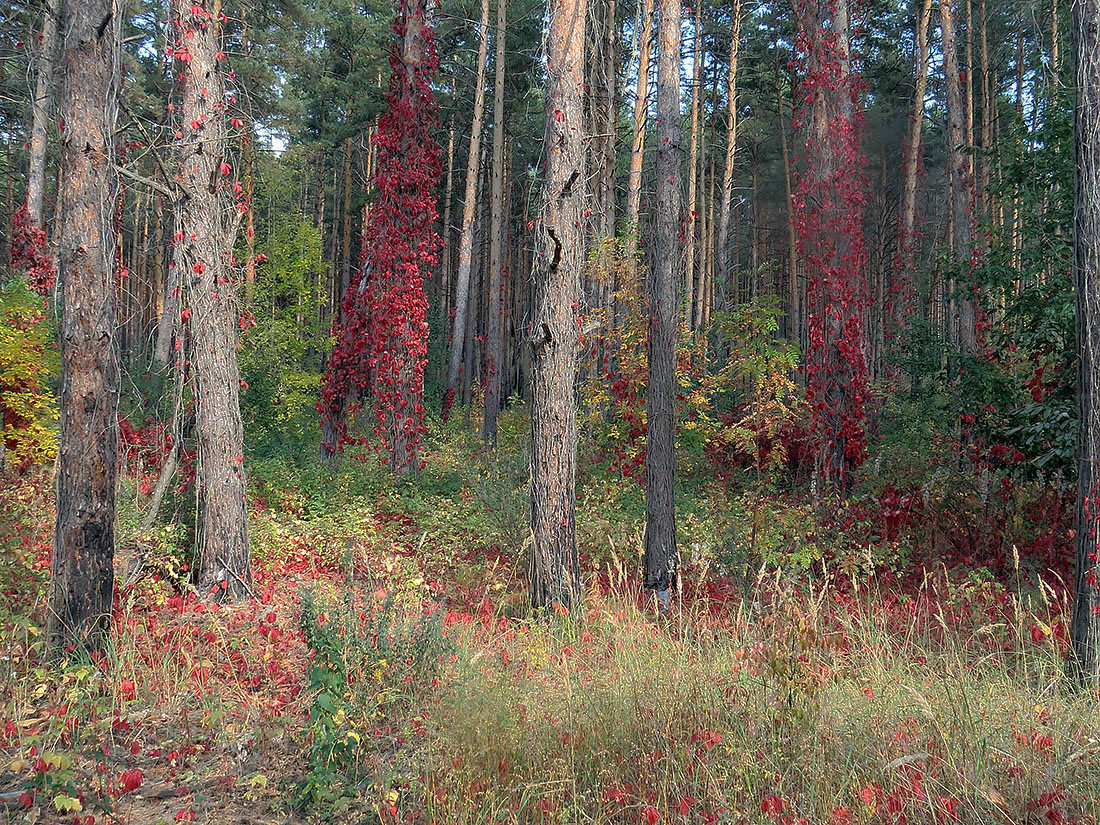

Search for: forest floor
xmin=2 ymin=414 xmax=1100 ymax=825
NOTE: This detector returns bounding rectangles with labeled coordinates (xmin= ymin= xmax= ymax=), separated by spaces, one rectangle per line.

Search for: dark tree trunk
xmin=1070 ymin=0 xmax=1100 ymax=681
xmin=48 ymin=0 xmax=121 ymax=655
xmin=171 ymin=0 xmax=251 ymax=601
xmin=529 ymin=0 xmax=585 ymax=611
xmin=644 ymin=0 xmax=681 ymax=601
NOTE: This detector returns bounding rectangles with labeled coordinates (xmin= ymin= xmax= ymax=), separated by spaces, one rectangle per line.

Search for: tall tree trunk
xmin=48 ymin=0 xmax=120 ymax=655
xmin=529 ymin=0 xmax=586 ymax=611
xmin=1070 ymin=0 xmax=1100 ymax=681
xmin=893 ymin=0 xmax=934 ymax=334
xmin=441 ymin=117 xmax=455 ymax=335
xmin=171 ymin=0 xmax=251 ymax=601
xmin=442 ymin=0 xmax=491 ymax=421
xmin=779 ymin=69 xmax=798 ymax=343
xmin=598 ymin=0 xmax=618 ymax=238
xmin=684 ymin=0 xmax=703 ymax=321
xmin=978 ymin=0 xmax=992 ymax=214
xmin=644 ymin=0 xmax=681 ymax=602
xmin=941 ymin=0 xmax=979 ymax=355
xmin=715 ymin=0 xmax=741 ymax=313
xmin=484 ymin=0 xmax=508 ymax=447
xmin=241 ymin=6 xmax=257 ymax=305
xmin=27 ymin=0 xmax=59 ymax=229
xmin=624 ymin=0 xmax=654 ymax=258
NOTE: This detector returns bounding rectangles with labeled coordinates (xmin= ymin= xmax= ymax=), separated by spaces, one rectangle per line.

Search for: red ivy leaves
xmin=793 ymin=0 xmax=871 ymax=490
xmin=9 ymin=203 xmax=56 ymax=295
xmin=318 ymin=0 xmax=442 ymax=470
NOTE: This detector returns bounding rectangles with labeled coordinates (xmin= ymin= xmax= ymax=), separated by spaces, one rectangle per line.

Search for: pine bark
xmin=170 ymin=0 xmax=251 ymax=601
xmin=442 ymin=0 xmax=491 ymax=421
xmin=529 ymin=0 xmax=585 ymax=611
xmin=48 ymin=0 xmax=120 ymax=655
xmin=27 ymin=0 xmax=59 ymax=228
xmin=644 ymin=0 xmax=681 ymax=599
xmin=1070 ymin=0 xmax=1100 ymax=681
xmin=484 ymin=0 xmax=508 ymax=447
xmin=624 ymin=0 xmax=654 ymax=258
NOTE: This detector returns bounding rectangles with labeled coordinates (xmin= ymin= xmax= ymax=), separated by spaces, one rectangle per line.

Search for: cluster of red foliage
xmin=9 ymin=203 xmax=55 ymax=295
xmin=318 ymin=0 xmax=441 ymax=471
xmin=792 ymin=0 xmax=871 ymax=490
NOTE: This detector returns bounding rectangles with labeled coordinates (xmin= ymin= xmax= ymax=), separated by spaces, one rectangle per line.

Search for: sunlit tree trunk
xmin=171 ymin=0 xmax=251 ymax=601
xmin=484 ymin=0 xmax=507 ymax=448
xmin=1070 ymin=0 xmax=1100 ymax=682
xmin=530 ymin=0 xmax=585 ymax=611
xmin=48 ymin=0 xmax=120 ymax=655
xmin=684 ymin=0 xmax=702 ymax=322
xmin=891 ymin=0 xmax=933 ymax=336
xmin=443 ymin=0 xmax=491 ymax=421
xmin=441 ymin=117 xmax=455 ymax=337
xmin=714 ymin=0 xmax=741 ymax=313
xmin=27 ymin=0 xmax=59 ymax=229
xmin=644 ymin=0 xmax=681 ymax=602
xmin=624 ymin=0 xmax=654 ymax=258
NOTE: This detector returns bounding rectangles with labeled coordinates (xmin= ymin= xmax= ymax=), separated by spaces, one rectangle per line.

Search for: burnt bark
xmin=529 ymin=0 xmax=585 ymax=611
xmin=48 ymin=0 xmax=121 ymax=655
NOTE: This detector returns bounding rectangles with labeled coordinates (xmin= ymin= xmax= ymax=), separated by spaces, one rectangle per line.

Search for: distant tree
xmin=529 ymin=0 xmax=586 ymax=610
xmin=48 ymin=0 xmax=120 ymax=655
xmin=483 ymin=0 xmax=507 ymax=448
xmin=1070 ymin=0 xmax=1100 ymax=681
xmin=643 ymin=0 xmax=681 ymax=604
xmin=170 ymin=0 xmax=252 ymax=600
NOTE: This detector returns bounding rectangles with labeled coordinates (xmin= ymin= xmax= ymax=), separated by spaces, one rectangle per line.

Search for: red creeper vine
xmin=318 ymin=0 xmax=441 ymax=473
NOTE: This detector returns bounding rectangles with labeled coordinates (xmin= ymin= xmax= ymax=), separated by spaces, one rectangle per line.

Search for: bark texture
xmin=171 ymin=0 xmax=251 ymax=601
xmin=644 ymin=0 xmax=681 ymax=597
xmin=624 ymin=0 xmax=654 ymax=257
xmin=1071 ymin=0 xmax=1100 ymax=681
xmin=714 ymin=0 xmax=741 ymax=318
xmin=48 ymin=0 xmax=121 ymax=655
xmin=529 ymin=0 xmax=585 ymax=611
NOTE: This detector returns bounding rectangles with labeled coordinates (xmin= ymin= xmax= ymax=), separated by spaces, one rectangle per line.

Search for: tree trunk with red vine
xmin=795 ymin=0 xmax=870 ymax=491
xmin=170 ymin=0 xmax=252 ymax=601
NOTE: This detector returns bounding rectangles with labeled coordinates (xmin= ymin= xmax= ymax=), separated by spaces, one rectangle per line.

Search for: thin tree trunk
xmin=644 ymin=0 xmax=681 ymax=602
xmin=979 ymin=0 xmax=992 ymax=214
xmin=48 ymin=0 xmax=120 ymax=655
xmin=779 ymin=70 xmax=798 ymax=342
xmin=171 ymin=0 xmax=251 ymax=601
xmin=624 ymin=0 xmax=654 ymax=257
xmin=941 ymin=0 xmax=978 ymax=354
xmin=684 ymin=0 xmax=703 ymax=321
xmin=715 ymin=0 xmax=741 ymax=313
xmin=27 ymin=0 xmax=59 ymax=228
xmin=484 ymin=0 xmax=508 ymax=447
xmin=529 ymin=0 xmax=586 ymax=611
xmin=443 ymin=0 xmax=491 ymax=421
xmin=441 ymin=117 xmax=455 ymax=334
xmin=1071 ymin=0 xmax=1100 ymax=680
xmin=241 ymin=7 xmax=257 ymax=305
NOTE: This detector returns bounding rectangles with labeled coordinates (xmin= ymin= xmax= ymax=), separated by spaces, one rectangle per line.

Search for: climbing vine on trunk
xmin=318 ymin=0 xmax=441 ymax=474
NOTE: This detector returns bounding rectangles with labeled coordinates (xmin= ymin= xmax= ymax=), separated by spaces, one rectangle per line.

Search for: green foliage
xmin=295 ymin=588 xmax=451 ymax=812
xmin=0 ymin=278 xmax=58 ymax=473
xmin=239 ymin=219 xmax=327 ymax=457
